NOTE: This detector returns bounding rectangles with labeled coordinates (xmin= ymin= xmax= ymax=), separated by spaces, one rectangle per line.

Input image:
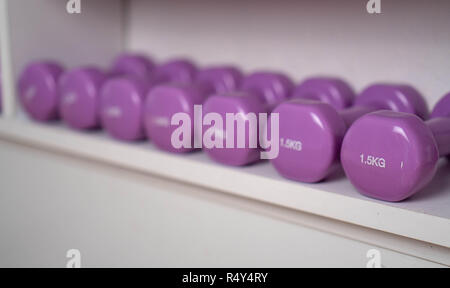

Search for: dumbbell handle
xmin=338 ymin=105 xmax=379 ymax=128
xmin=426 ymin=117 xmax=450 ymax=157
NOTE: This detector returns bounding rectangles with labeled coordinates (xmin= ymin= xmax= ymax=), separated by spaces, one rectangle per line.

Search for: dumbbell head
xmin=241 ymin=71 xmax=293 ymax=106
xmin=196 ymin=66 xmax=243 ymax=94
xmin=153 ymin=59 xmax=197 ymax=84
xmin=145 ymin=83 xmax=212 ymax=153
xmin=59 ymin=67 xmax=105 ymax=130
xmin=100 ymin=76 xmax=149 ymax=141
xmin=431 ymin=92 xmax=450 ymax=118
xmin=270 ymin=84 xmax=429 ymax=183
xmin=356 ymin=84 xmax=429 ymax=120
xmin=292 ymin=77 xmax=355 ymax=110
xmin=202 ymin=92 xmax=267 ymax=166
xmin=341 ymin=111 xmax=439 ymax=202
xmin=341 ymin=92 xmax=450 ymax=201
xmin=270 ymin=99 xmax=347 ymax=182
xmin=18 ymin=61 xmax=64 ymax=121
xmin=111 ymin=54 xmax=155 ymax=81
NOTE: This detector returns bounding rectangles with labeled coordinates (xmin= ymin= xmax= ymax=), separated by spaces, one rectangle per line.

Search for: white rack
xmin=0 ymin=0 xmax=449 ymax=267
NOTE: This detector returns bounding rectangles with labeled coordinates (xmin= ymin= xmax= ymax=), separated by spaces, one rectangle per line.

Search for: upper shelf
xmin=0 ymin=113 xmax=449 ymax=248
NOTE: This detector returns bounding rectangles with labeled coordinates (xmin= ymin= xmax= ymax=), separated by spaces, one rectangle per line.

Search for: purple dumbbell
xmin=241 ymin=71 xmax=294 ymax=107
xmin=153 ymin=58 xmax=197 ymax=84
xmin=270 ymin=84 xmax=429 ymax=183
xmin=341 ymin=92 xmax=450 ymax=202
xmin=202 ymin=75 xmax=355 ymax=166
xmin=101 ymin=58 xmax=197 ymax=141
xmin=201 ymin=72 xmax=294 ymax=166
xmin=18 ymin=61 xmax=64 ymax=121
xmin=292 ymin=77 xmax=355 ymax=110
xmin=196 ymin=66 xmax=243 ymax=94
xmin=59 ymin=67 xmax=106 ymax=130
xmin=202 ymin=91 xmax=268 ymax=166
xmin=110 ymin=53 xmax=155 ymax=81
xmin=100 ymin=75 xmax=149 ymax=141
xmin=59 ymin=54 xmax=154 ymax=130
xmin=144 ymin=82 xmax=213 ymax=153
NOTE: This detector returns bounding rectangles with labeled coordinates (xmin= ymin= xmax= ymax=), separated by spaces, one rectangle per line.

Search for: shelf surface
xmin=0 ymin=115 xmax=449 ymax=248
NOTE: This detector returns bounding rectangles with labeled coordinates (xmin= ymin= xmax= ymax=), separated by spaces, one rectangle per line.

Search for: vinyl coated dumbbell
xmin=144 ymin=65 xmax=244 ymax=153
xmin=18 ymin=61 xmax=64 ymax=121
xmin=196 ymin=66 xmax=243 ymax=94
xmin=203 ymin=75 xmax=356 ymax=166
xmin=110 ymin=53 xmax=155 ymax=81
xmin=270 ymin=84 xmax=429 ymax=183
xmin=59 ymin=54 xmax=154 ymax=130
xmin=101 ymin=59 xmax=197 ymax=141
xmin=240 ymin=71 xmax=294 ymax=107
xmin=341 ymin=92 xmax=450 ymax=202
xmin=292 ymin=77 xmax=355 ymax=110
xmin=202 ymin=71 xmax=294 ymax=166
xmin=152 ymin=58 xmax=197 ymax=84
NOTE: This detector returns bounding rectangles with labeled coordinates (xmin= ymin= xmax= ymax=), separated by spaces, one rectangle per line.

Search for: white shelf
xmin=0 ymin=115 xmax=449 ymax=248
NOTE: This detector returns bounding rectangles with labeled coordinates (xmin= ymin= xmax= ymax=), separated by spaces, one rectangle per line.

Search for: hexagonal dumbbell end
xmin=144 ymin=83 xmax=213 ymax=153
xmin=241 ymin=71 xmax=293 ymax=107
xmin=292 ymin=77 xmax=355 ymax=110
xmin=100 ymin=76 xmax=149 ymax=141
xmin=202 ymin=92 xmax=268 ymax=166
xmin=18 ymin=61 xmax=64 ymax=121
xmin=59 ymin=67 xmax=106 ymax=130
xmin=153 ymin=58 xmax=197 ymax=85
xmin=196 ymin=66 xmax=243 ymax=94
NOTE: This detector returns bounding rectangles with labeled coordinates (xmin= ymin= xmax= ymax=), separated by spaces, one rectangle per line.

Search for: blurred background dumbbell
xmin=18 ymin=61 xmax=64 ymax=121
xmin=341 ymin=92 xmax=450 ymax=202
xmin=101 ymin=57 xmax=197 ymax=141
xmin=196 ymin=66 xmax=243 ymax=94
xmin=59 ymin=54 xmax=154 ymax=131
xmin=270 ymin=84 xmax=429 ymax=183
xmin=145 ymin=65 xmax=242 ymax=153
xmin=202 ymin=71 xmax=295 ymax=166
xmin=203 ymin=75 xmax=358 ymax=166
xmin=152 ymin=58 xmax=197 ymax=84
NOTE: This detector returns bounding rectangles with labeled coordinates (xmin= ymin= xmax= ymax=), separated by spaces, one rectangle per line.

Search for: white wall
xmin=128 ymin=0 xmax=450 ymax=107
xmin=8 ymin=0 xmax=124 ymax=76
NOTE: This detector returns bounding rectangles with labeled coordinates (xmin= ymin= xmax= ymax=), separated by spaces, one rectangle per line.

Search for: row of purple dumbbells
xmin=14 ymin=54 xmax=450 ymax=202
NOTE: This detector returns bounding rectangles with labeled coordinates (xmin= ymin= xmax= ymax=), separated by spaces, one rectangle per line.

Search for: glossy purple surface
xmin=196 ymin=66 xmax=243 ymax=94
xmin=100 ymin=76 xmax=149 ymax=141
xmin=241 ymin=71 xmax=293 ymax=107
xmin=59 ymin=67 xmax=105 ymax=130
xmin=145 ymin=83 xmax=212 ymax=153
xmin=341 ymin=92 xmax=450 ymax=202
xmin=203 ymin=92 xmax=268 ymax=166
xmin=431 ymin=92 xmax=450 ymax=118
xmin=111 ymin=54 xmax=155 ymax=81
xmin=271 ymin=99 xmax=347 ymax=182
xmin=341 ymin=111 xmax=439 ymax=202
xmin=356 ymin=84 xmax=429 ymax=120
xmin=18 ymin=61 xmax=64 ymax=121
xmin=271 ymin=84 xmax=429 ymax=183
xmin=292 ymin=77 xmax=355 ymax=110
xmin=153 ymin=59 xmax=197 ymax=84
